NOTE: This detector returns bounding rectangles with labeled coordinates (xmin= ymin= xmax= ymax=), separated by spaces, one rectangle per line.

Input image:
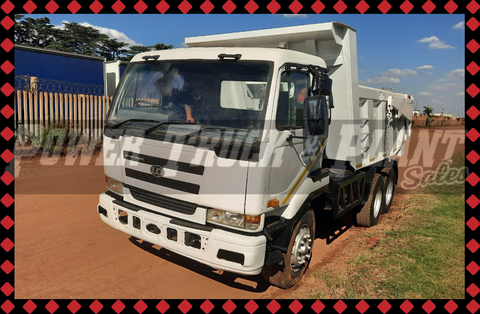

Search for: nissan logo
xmin=150 ymin=165 xmax=165 ymax=177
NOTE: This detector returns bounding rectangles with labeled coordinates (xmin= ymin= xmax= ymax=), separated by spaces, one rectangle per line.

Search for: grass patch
xmin=308 ymin=152 xmax=465 ymax=299
xmin=15 ymin=122 xmax=102 ymax=157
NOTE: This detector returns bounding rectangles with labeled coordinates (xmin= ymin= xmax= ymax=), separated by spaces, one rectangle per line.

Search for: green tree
xmin=58 ymin=22 xmax=108 ymax=55
xmin=152 ymin=43 xmax=174 ymax=50
xmin=32 ymin=17 xmax=57 ymax=48
xmin=14 ymin=16 xmax=174 ymax=61
xmin=423 ymin=106 xmax=434 ymax=126
xmin=423 ymin=106 xmax=433 ymax=116
xmin=99 ymin=38 xmax=128 ymax=61
xmin=15 ymin=17 xmax=57 ymax=48
xmin=122 ymin=45 xmax=152 ymax=61
xmin=14 ymin=15 xmax=32 ymax=45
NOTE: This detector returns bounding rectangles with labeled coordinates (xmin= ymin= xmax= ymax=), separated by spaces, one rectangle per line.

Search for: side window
xmin=115 ymin=70 xmax=164 ymax=111
xmin=276 ymin=71 xmax=309 ymax=129
xmin=114 ymin=71 xmax=138 ymax=110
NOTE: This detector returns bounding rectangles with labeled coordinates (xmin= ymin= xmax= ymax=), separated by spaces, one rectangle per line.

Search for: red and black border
xmin=1 ymin=0 xmax=477 ymax=313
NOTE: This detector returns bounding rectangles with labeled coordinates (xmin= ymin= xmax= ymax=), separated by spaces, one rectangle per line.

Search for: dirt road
xmin=14 ymin=126 xmax=465 ymax=299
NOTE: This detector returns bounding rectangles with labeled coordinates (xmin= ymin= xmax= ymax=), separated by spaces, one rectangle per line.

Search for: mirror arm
xmin=286 ymin=134 xmax=308 ymax=168
xmin=287 ymin=134 xmax=308 ymax=141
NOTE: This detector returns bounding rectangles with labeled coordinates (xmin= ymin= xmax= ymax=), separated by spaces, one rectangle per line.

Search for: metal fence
xmin=15 ymin=75 xmax=105 ymax=96
xmin=14 ymin=76 xmax=113 ymax=143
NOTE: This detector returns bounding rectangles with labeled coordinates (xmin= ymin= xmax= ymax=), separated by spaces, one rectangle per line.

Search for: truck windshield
xmin=107 ymin=60 xmax=273 ymax=143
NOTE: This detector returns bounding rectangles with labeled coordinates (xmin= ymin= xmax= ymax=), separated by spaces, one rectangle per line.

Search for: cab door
xmin=268 ymin=70 xmax=313 ymax=197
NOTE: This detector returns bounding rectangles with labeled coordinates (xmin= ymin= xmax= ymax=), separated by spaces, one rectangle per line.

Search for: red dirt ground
xmin=14 ymin=125 xmax=464 ymax=299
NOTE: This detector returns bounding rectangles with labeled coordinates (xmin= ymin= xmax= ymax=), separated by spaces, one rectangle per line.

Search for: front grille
xmin=125 ymin=168 xmax=200 ymax=194
xmin=124 ymin=151 xmax=205 ymax=175
xmin=127 ymin=185 xmax=197 ymax=215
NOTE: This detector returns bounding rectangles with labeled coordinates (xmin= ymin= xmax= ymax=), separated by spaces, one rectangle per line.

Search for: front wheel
xmin=262 ymin=210 xmax=315 ymax=289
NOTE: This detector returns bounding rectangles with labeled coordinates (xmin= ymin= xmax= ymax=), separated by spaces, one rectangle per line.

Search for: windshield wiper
xmin=109 ymin=119 xmax=160 ymax=129
xmin=144 ymin=121 xmax=200 ymax=135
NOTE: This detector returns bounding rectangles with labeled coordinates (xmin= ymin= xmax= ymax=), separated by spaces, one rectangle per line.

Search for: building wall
xmin=412 ymin=114 xmax=465 ymax=127
xmin=14 ymin=47 xmax=104 ymax=85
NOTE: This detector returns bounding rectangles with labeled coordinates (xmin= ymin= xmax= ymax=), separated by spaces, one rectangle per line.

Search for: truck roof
xmin=130 ymin=47 xmax=327 ymax=68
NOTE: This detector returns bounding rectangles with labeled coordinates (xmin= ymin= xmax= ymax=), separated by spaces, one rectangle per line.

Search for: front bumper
xmin=98 ymin=192 xmax=266 ymax=276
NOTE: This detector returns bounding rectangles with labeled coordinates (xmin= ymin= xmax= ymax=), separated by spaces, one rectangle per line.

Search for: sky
xmin=30 ymin=14 xmax=466 ymax=117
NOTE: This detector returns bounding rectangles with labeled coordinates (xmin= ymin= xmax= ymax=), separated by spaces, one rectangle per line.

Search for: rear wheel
xmin=262 ymin=210 xmax=315 ymax=289
xmin=381 ymin=167 xmax=396 ymax=214
xmin=356 ymin=173 xmax=384 ymax=227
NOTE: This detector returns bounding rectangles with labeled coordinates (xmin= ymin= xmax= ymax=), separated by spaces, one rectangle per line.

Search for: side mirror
xmin=304 ymin=96 xmax=329 ymax=138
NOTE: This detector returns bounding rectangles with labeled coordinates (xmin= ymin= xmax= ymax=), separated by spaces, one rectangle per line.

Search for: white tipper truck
xmin=97 ymin=22 xmax=413 ymax=289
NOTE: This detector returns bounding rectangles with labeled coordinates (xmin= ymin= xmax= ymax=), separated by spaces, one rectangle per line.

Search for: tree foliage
xmin=99 ymin=38 xmax=128 ymax=61
xmin=15 ymin=17 xmax=57 ymax=48
xmin=152 ymin=43 xmax=174 ymax=50
xmin=14 ymin=16 xmax=173 ymax=61
xmin=122 ymin=45 xmax=152 ymax=61
xmin=423 ymin=106 xmax=434 ymax=116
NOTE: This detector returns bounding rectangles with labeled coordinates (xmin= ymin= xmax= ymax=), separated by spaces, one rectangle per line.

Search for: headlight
xmin=106 ymin=176 xmax=124 ymax=195
xmin=207 ymin=209 xmax=261 ymax=230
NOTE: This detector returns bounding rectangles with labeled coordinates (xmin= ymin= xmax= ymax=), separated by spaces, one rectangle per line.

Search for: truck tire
xmin=262 ymin=210 xmax=315 ymax=289
xmin=356 ymin=173 xmax=384 ymax=227
xmin=381 ymin=167 xmax=396 ymax=214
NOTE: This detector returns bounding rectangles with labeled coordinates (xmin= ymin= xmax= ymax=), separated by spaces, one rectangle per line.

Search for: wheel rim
xmin=290 ymin=224 xmax=312 ymax=272
xmin=386 ymin=179 xmax=394 ymax=205
xmin=373 ymin=189 xmax=382 ymax=217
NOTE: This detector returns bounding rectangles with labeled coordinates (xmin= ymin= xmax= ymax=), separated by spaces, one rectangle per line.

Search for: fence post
xmin=59 ymin=93 xmax=64 ymax=128
xmin=69 ymin=94 xmax=73 ymax=131
xmin=97 ymin=96 xmax=101 ymax=140
xmin=27 ymin=90 xmax=33 ymax=138
xmin=46 ymin=92 xmax=51 ymax=130
xmin=48 ymin=92 xmax=54 ymax=127
xmin=94 ymin=95 xmax=98 ymax=140
xmin=100 ymin=96 xmax=104 ymax=138
xmin=16 ymin=90 xmax=22 ymax=143
xmin=73 ymin=94 xmax=78 ymax=133
xmin=86 ymin=94 xmax=90 ymax=138
xmin=54 ymin=93 xmax=59 ymax=125
xmin=98 ymin=95 xmax=101 ymax=140
xmin=22 ymin=90 xmax=28 ymax=140
xmin=81 ymin=94 xmax=86 ymax=136
xmin=33 ymin=90 xmax=38 ymax=137
xmin=89 ymin=95 xmax=94 ymax=139
xmin=30 ymin=76 xmax=37 ymax=91
xmin=39 ymin=92 xmax=44 ymax=133
xmin=78 ymin=94 xmax=82 ymax=134
xmin=31 ymin=76 xmax=38 ymax=137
